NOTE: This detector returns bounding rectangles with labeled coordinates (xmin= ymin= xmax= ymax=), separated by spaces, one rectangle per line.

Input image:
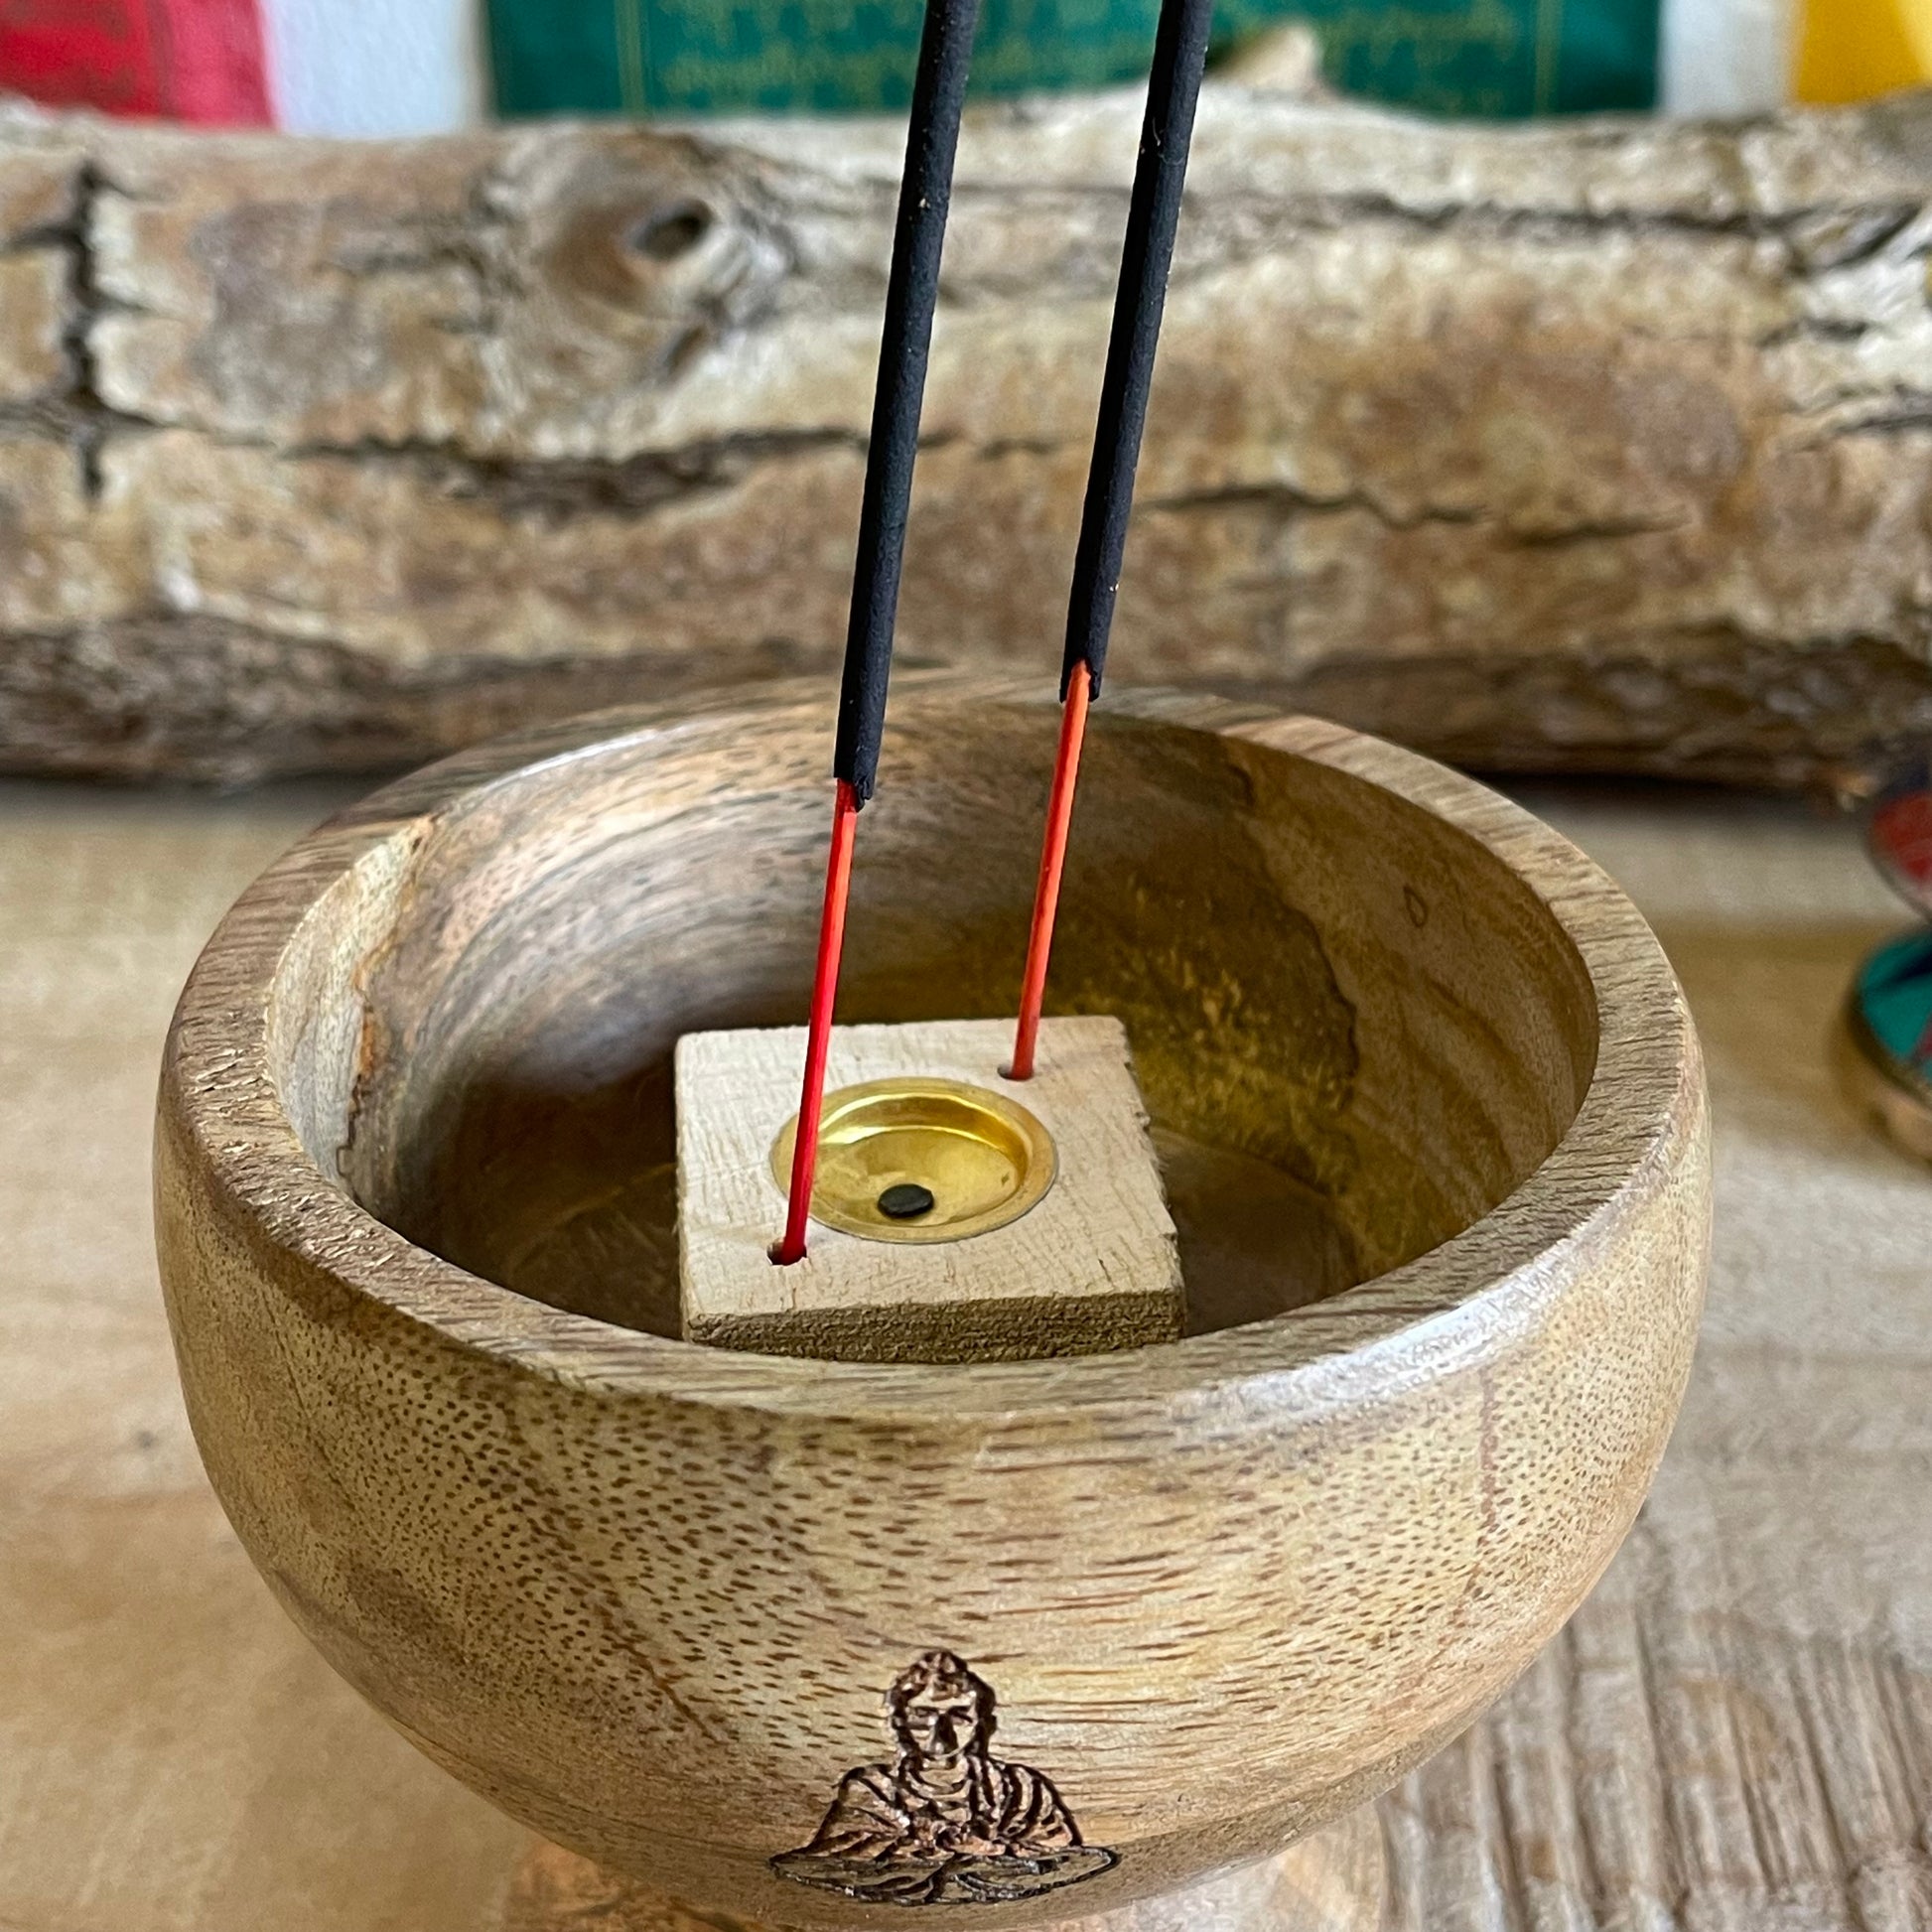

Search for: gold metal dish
xmin=768 ymin=1074 xmax=1057 ymax=1242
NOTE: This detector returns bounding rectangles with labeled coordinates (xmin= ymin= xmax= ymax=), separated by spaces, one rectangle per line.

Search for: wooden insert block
xmin=676 ymin=1016 xmax=1183 ymax=1362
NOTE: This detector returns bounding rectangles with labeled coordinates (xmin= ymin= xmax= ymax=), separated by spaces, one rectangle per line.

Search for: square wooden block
xmin=676 ymin=1016 xmax=1183 ymax=1363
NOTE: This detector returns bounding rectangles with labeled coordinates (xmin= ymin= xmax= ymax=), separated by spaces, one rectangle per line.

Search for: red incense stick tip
xmin=1008 ymin=664 xmax=1092 ymax=1082
xmin=772 ymin=780 xmax=861 ymax=1266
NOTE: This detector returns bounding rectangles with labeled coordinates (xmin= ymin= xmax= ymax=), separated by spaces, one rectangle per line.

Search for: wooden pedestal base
xmin=494 ymin=1809 xmax=1387 ymax=1932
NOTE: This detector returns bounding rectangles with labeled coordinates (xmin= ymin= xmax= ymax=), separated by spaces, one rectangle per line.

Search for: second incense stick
xmin=1010 ymin=0 xmax=1216 ymax=1081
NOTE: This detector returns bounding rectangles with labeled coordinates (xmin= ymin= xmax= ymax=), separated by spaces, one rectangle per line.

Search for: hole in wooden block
xmin=677 ymin=1016 xmax=1183 ymax=1363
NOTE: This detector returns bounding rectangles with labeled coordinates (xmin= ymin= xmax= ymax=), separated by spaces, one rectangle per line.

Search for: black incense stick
xmin=1060 ymin=0 xmax=1215 ymax=701
xmin=1009 ymin=0 xmax=1213 ymax=1079
xmin=775 ymin=0 xmax=981 ymax=1262
xmin=833 ymin=0 xmax=983 ymax=806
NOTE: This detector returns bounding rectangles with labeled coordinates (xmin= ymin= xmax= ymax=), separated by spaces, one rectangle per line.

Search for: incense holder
xmin=156 ymin=675 xmax=1710 ymax=1930
xmin=678 ymin=1015 xmax=1185 ymax=1362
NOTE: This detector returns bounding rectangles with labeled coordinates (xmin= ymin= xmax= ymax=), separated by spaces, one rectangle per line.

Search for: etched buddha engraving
xmin=772 ymin=1651 xmax=1118 ymax=1907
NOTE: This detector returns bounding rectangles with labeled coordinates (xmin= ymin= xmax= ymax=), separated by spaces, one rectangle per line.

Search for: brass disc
xmin=770 ymin=1076 xmax=1057 ymax=1244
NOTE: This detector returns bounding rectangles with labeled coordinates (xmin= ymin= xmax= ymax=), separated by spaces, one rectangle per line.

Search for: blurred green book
xmin=486 ymin=0 xmax=1656 ymax=120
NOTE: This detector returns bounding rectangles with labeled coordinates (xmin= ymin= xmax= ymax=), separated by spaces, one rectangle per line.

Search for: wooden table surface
xmin=4 ymin=772 xmax=1929 ymax=1932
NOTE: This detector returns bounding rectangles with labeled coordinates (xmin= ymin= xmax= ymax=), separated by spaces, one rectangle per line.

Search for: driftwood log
xmin=4 ymin=85 xmax=1932 ymax=784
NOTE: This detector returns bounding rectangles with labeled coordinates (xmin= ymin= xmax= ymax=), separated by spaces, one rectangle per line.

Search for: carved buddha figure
xmin=772 ymin=1650 xmax=1116 ymax=1906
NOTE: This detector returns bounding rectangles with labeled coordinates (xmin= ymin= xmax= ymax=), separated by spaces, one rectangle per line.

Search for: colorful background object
xmin=10 ymin=2 xmax=1932 ymax=136
xmin=1868 ymin=759 xmax=1932 ymax=916
xmin=0 ymin=0 xmax=1660 ymax=128
xmin=1796 ymin=0 xmax=1932 ymax=102
xmin=487 ymin=0 xmax=1658 ymax=118
xmin=1855 ymin=931 xmax=1932 ymax=1075
xmin=0 ymin=0 xmax=269 ymax=123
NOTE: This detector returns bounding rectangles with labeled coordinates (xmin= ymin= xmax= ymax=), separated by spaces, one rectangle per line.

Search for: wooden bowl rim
xmin=163 ymin=673 xmax=1701 ymax=1421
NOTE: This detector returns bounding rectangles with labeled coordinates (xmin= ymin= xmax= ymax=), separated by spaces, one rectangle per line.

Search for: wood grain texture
xmin=678 ymin=1017 xmax=1185 ymax=1362
xmin=151 ymin=676 xmax=1708 ymax=1927
xmin=4 ymin=90 xmax=1932 ymax=786
xmin=0 ymin=759 xmax=1919 ymax=1931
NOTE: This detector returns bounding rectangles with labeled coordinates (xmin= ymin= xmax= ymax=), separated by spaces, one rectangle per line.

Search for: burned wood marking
xmin=773 ymin=1652 xmax=1117 ymax=1907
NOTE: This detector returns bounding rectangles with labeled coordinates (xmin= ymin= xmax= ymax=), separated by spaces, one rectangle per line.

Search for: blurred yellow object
xmin=1797 ymin=0 xmax=1932 ymax=101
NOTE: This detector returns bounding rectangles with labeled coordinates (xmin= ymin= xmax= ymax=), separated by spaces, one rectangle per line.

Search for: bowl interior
xmin=268 ymin=696 xmax=1597 ymax=1344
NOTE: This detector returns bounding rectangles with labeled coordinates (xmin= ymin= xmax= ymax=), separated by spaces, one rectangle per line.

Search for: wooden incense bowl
xmin=156 ymin=676 xmax=1709 ymax=1929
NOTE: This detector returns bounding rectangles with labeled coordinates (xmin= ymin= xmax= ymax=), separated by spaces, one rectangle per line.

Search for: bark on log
xmin=4 ymin=85 xmax=1932 ymax=784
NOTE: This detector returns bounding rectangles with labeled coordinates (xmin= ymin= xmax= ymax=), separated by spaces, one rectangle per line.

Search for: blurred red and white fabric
xmin=0 ymin=0 xmax=270 ymax=123
xmin=0 ymin=0 xmax=483 ymax=133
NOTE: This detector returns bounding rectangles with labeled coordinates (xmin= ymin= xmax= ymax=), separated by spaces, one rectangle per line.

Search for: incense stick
xmin=774 ymin=0 xmax=981 ymax=1265
xmin=1009 ymin=0 xmax=1215 ymax=1080
xmin=1007 ymin=661 xmax=1089 ymax=1082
